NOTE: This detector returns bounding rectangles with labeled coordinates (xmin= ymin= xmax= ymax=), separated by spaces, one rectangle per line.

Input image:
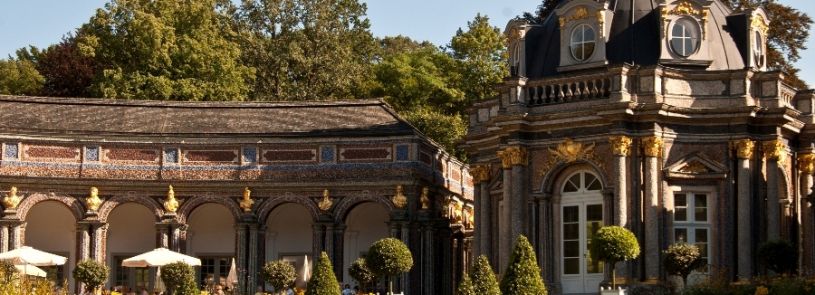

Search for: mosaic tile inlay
xmin=396 ymin=145 xmax=409 ymax=161
xmin=85 ymin=146 xmax=100 ymax=162
xmin=242 ymin=147 xmax=258 ymax=163
xmin=321 ymin=146 xmax=335 ymax=162
xmin=3 ymin=143 xmax=18 ymax=160
xmin=164 ymin=148 xmax=179 ymax=164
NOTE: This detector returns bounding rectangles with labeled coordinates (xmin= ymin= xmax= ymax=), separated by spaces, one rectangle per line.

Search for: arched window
xmin=562 ymin=171 xmax=603 ymax=193
xmin=670 ymin=18 xmax=701 ymax=57
xmin=754 ymin=31 xmax=765 ymax=67
xmin=570 ymin=24 xmax=596 ymax=62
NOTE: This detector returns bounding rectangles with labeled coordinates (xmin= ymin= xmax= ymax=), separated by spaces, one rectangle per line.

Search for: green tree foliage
xmin=758 ymin=240 xmax=797 ymax=275
xmin=0 ymin=58 xmax=44 ymax=95
xmin=470 ymin=255 xmax=500 ymax=295
xmin=366 ymin=237 xmax=413 ymax=294
xmin=589 ymin=226 xmax=640 ymax=289
xmin=73 ymin=260 xmax=109 ymax=293
xmin=663 ymin=243 xmax=706 ymax=288
xmin=456 ymin=273 xmax=475 ymax=295
xmin=17 ymin=34 xmax=98 ymax=97
xmin=160 ymin=262 xmax=198 ymax=295
xmin=306 ymin=252 xmax=341 ymax=295
xmin=348 ymin=257 xmax=376 ymax=291
xmin=449 ymin=14 xmax=507 ymax=104
xmin=500 ymin=235 xmax=547 ymax=295
xmin=78 ymin=0 xmax=254 ymax=100
xmin=263 ymin=260 xmax=297 ymax=294
xmin=521 ymin=0 xmax=560 ymax=24
xmin=234 ymin=0 xmax=376 ymax=100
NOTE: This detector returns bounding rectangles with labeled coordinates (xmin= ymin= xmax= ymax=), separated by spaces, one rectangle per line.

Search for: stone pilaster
xmin=471 ymin=164 xmax=491 ymax=259
xmin=610 ymin=135 xmax=632 ymax=227
xmin=733 ymin=139 xmax=754 ymax=280
xmin=91 ymin=223 xmax=107 ymax=262
xmin=77 ymin=223 xmax=91 ymax=261
xmin=0 ymin=225 xmax=8 ymax=252
xmin=235 ymin=223 xmax=249 ymax=295
xmin=248 ymin=224 xmax=260 ymax=294
xmin=764 ymin=140 xmax=785 ymax=240
xmin=799 ymin=153 xmax=815 ymax=274
xmin=419 ymin=221 xmax=434 ymax=295
xmin=641 ymin=136 xmax=662 ymax=281
xmin=332 ymin=225 xmax=345 ymax=280
xmin=496 ymin=146 xmax=527 ymax=272
xmin=313 ymin=223 xmax=326 ymax=259
xmin=156 ymin=223 xmax=170 ymax=248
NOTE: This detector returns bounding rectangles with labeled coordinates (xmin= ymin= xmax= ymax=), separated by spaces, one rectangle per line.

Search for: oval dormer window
xmin=570 ymin=24 xmax=596 ymax=62
xmin=670 ymin=18 xmax=701 ymax=57
xmin=754 ymin=31 xmax=765 ymax=68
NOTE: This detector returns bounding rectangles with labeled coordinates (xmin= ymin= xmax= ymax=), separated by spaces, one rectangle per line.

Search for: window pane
xmin=564 ymin=258 xmax=580 ymax=274
xmin=564 ymin=241 xmax=580 ymax=257
xmin=675 ymin=228 xmax=688 ymax=243
xmin=584 ymin=27 xmax=595 ymax=41
xmin=584 ymin=43 xmax=595 ymax=60
xmin=586 ymin=255 xmax=603 ymax=274
xmin=563 ymin=223 xmax=579 ymax=240
xmin=587 ymin=204 xmax=603 ymax=222
xmin=675 ymin=194 xmax=687 ymax=206
xmin=563 ymin=206 xmax=578 ymax=222
xmin=675 ymin=208 xmax=687 ymax=221
xmin=672 ymin=24 xmax=684 ymax=37
xmin=695 ymin=207 xmax=707 ymax=222
xmin=695 ymin=194 xmax=707 ymax=206
xmin=695 ymin=228 xmax=708 ymax=243
xmin=564 ymin=180 xmax=579 ymax=192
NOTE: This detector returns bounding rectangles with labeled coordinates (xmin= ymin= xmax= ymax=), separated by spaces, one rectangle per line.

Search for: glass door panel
xmin=585 ymin=204 xmax=604 ymax=274
xmin=562 ymin=206 xmax=581 ymax=275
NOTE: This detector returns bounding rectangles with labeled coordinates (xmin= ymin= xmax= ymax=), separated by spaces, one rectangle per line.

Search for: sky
xmin=0 ymin=0 xmax=813 ymax=85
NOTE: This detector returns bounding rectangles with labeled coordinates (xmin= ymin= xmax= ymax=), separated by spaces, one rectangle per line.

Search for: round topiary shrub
xmin=758 ymin=239 xmax=797 ymax=275
xmin=160 ymin=262 xmax=198 ymax=295
xmin=73 ymin=259 xmax=108 ymax=294
xmin=500 ymin=235 xmax=547 ymax=295
xmin=263 ymin=260 xmax=297 ymax=295
xmin=349 ymin=257 xmax=376 ymax=292
xmin=590 ymin=226 xmax=640 ymax=289
xmin=366 ymin=237 xmax=413 ymax=295
xmin=470 ymin=255 xmax=499 ymax=295
xmin=306 ymin=252 xmax=340 ymax=295
xmin=663 ymin=243 xmax=705 ymax=289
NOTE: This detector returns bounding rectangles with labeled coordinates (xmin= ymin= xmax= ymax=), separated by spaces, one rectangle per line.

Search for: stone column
xmin=156 ymin=223 xmax=170 ymax=248
xmin=497 ymin=146 xmax=527 ymax=271
xmin=313 ymin=223 xmax=326 ymax=259
xmin=799 ymin=153 xmax=815 ymax=274
xmin=76 ymin=223 xmax=91 ymax=261
xmin=642 ymin=136 xmax=663 ymax=281
xmin=0 ymin=225 xmax=8 ymax=252
xmin=497 ymin=151 xmax=512 ymax=271
xmin=248 ymin=224 xmax=260 ymax=293
xmin=471 ymin=164 xmax=491 ymax=259
xmin=9 ymin=222 xmax=23 ymax=250
xmin=764 ymin=140 xmax=785 ymax=241
xmin=420 ymin=222 xmax=434 ymax=295
xmin=610 ymin=136 xmax=632 ymax=227
xmin=734 ymin=139 xmax=755 ymax=280
xmin=332 ymin=225 xmax=346 ymax=280
xmin=91 ymin=223 xmax=107 ymax=262
xmin=235 ymin=223 xmax=249 ymax=295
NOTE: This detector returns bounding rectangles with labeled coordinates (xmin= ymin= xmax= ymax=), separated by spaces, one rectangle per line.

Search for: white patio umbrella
xmin=153 ymin=266 xmax=166 ymax=293
xmin=226 ymin=258 xmax=237 ymax=290
xmin=122 ymin=248 xmax=201 ymax=267
xmin=294 ymin=255 xmax=311 ymax=289
xmin=0 ymin=246 xmax=67 ymax=266
xmin=14 ymin=264 xmax=46 ymax=277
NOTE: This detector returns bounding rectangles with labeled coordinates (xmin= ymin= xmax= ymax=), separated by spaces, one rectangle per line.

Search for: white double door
xmin=560 ymin=195 xmax=604 ymax=294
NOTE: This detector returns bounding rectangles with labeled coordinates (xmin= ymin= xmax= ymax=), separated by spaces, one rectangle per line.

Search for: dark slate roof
xmin=0 ymin=95 xmax=416 ymax=137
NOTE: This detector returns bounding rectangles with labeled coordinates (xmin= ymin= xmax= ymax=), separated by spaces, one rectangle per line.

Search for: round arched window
xmin=562 ymin=171 xmax=603 ymax=193
xmin=754 ymin=31 xmax=765 ymax=67
xmin=570 ymin=24 xmax=596 ymax=62
xmin=670 ymin=18 xmax=701 ymax=57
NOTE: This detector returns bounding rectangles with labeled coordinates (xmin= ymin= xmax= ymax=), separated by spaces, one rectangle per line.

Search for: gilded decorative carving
xmin=163 ymin=185 xmax=179 ymax=213
xmin=732 ymin=139 xmax=755 ymax=160
xmin=609 ymin=136 xmax=633 ymax=157
xmin=559 ymin=6 xmax=591 ymax=28
xmin=642 ymin=137 xmax=663 ymax=158
xmin=392 ymin=185 xmax=407 ymax=209
xmin=551 ymin=139 xmax=595 ymax=163
xmin=239 ymin=187 xmax=254 ymax=213
xmin=2 ymin=187 xmax=20 ymax=210
xmin=799 ymin=153 xmax=815 ymax=175
xmin=751 ymin=14 xmax=769 ymax=34
xmin=763 ymin=140 xmax=786 ymax=162
xmin=470 ymin=164 xmax=491 ymax=184
xmin=420 ymin=187 xmax=431 ymax=210
xmin=497 ymin=146 xmax=527 ymax=168
xmin=451 ymin=199 xmax=463 ymax=223
xmin=661 ymin=1 xmax=708 ymax=39
xmin=596 ymin=11 xmax=606 ymax=37
xmin=463 ymin=206 xmax=474 ymax=229
xmin=678 ymin=161 xmax=709 ymax=174
xmin=318 ymin=189 xmax=333 ymax=211
xmin=86 ymin=187 xmax=103 ymax=212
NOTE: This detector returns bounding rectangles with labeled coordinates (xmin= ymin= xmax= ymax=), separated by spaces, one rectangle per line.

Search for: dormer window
xmin=570 ymin=24 xmax=596 ymax=62
xmin=754 ymin=31 xmax=765 ymax=68
xmin=670 ymin=18 xmax=701 ymax=57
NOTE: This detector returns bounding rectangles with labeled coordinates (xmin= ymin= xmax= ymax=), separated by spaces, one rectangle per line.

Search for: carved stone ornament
xmin=463 ymin=206 xmax=474 ymax=229
xmin=2 ymin=186 xmax=20 ymax=210
xmin=163 ymin=185 xmax=179 ymax=213
xmin=642 ymin=137 xmax=663 ymax=158
xmin=763 ymin=140 xmax=786 ymax=162
xmin=732 ymin=139 xmax=755 ymax=160
xmin=497 ymin=146 xmax=527 ymax=169
xmin=550 ymin=139 xmax=595 ymax=163
xmin=678 ymin=161 xmax=709 ymax=174
xmin=609 ymin=136 xmax=633 ymax=157
xmin=86 ymin=186 xmax=103 ymax=212
xmin=392 ymin=185 xmax=408 ymax=209
xmin=239 ymin=187 xmax=254 ymax=213
xmin=318 ymin=189 xmax=333 ymax=212
xmin=661 ymin=1 xmax=709 ymax=39
xmin=751 ymin=13 xmax=770 ymax=34
xmin=470 ymin=164 xmax=491 ymax=184
xmin=452 ymin=200 xmax=463 ymax=223
xmin=559 ymin=6 xmax=590 ymax=28
xmin=420 ymin=187 xmax=431 ymax=210
xmin=799 ymin=153 xmax=815 ymax=175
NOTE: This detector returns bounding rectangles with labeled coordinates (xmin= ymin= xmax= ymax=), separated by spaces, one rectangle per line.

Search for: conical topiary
xmin=470 ymin=255 xmax=500 ymax=295
xmin=306 ymin=252 xmax=341 ymax=295
xmin=456 ymin=273 xmax=475 ymax=295
xmin=500 ymin=235 xmax=547 ymax=295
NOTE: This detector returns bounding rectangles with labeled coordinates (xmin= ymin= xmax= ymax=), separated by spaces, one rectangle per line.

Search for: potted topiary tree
xmin=456 ymin=274 xmax=475 ymax=295
xmin=73 ymin=260 xmax=108 ymax=295
xmin=758 ymin=240 xmax=797 ymax=275
xmin=663 ymin=243 xmax=705 ymax=292
xmin=263 ymin=260 xmax=297 ymax=295
xmin=470 ymin=255 xmax=500 ymax=295
xmin=306 ymin=252 xmax=341 ymax=295
xmin=349 ymin=257 xmax=376 ymax=293
xmin=160 ymin=262 xmax=198 ymax=295
xmin=500 ymin=235 xmax=547 ymax=295
xmin=590 ymin=226 xmax=640 ymax=294
xmin=366 ymin=237 xmax=413 ymax=295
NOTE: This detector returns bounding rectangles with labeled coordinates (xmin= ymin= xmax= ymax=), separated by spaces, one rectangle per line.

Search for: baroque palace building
xmin=465 ymin=0 xmax=815 ymax=294
xmin=0 ymin=96 xmax=473 ymax=294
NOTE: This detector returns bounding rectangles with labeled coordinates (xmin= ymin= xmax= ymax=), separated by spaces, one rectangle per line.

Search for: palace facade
xmin=0 ymin=96 xmax=473 ymax=294
xmin=465 ymin=0 xmax=815 ymax=294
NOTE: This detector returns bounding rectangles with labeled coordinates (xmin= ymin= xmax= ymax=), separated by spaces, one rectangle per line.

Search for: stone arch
xmin=539 ymin=160 xmax=609 ymax=197
xmin=177 ymin=195 xmax=241 ymax=224
xmin=333 ymin=194 xmax=395 ymax=224
xmin=97 ymin=194 xmax=164 ymax=223
xmin=256 ymin=196 xmax=319 ymax=223
xmin=17 ymin=193 xmax=84 ymax=221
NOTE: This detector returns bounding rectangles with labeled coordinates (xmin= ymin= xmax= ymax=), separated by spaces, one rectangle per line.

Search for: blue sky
xmin=1 ymin=0 xmax=813 ymax=85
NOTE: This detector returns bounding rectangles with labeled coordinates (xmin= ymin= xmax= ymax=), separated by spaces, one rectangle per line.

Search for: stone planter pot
xmin=600 ymin=286 xmax=627 ymax=295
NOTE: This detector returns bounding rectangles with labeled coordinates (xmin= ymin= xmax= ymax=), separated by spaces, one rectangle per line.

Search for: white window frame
xmin=671 ymin=186 xmax=715 ymax=272
xmin=569 ymin=23 xmax=596 ymax=62
xmin=669 ymin=18 xmax=701 ymax=58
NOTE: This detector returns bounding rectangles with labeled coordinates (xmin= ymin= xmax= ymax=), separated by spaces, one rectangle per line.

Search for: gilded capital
xmin=470 ymin=164 xmax=491 ymax=184
xmin=497 ymin=146 xmax=527 ymax=169
xmin=763 ymin=140 xmax=786 ymax=162
xmin=732 ymin=139 xmax=755 ymax=160
xmin=798 ymin=153 xmax=815 ymax=175
xmin=641 ymin=137 xmax=663 ymax=158
xmin=609 ymin=136 xmax=633 ymax=157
